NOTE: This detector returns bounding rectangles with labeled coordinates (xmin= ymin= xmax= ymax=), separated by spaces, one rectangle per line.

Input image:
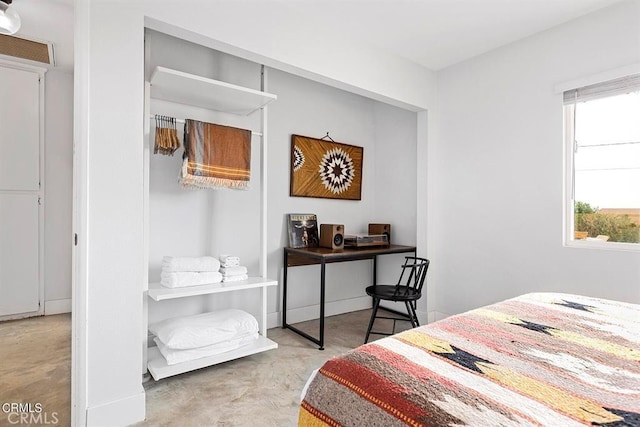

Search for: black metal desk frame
xmin=282 ymin=244 xmax=417 ymax=350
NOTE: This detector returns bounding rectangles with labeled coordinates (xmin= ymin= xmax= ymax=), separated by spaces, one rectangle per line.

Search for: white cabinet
xmin=144 ymin=66 xmax=278 ymax=379
xmin=0 ymin=63 xmax=45 ymax=319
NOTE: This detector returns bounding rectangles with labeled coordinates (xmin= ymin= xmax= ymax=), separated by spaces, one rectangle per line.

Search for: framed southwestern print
xmin=290 ymin=134 xmax=363 ymax=200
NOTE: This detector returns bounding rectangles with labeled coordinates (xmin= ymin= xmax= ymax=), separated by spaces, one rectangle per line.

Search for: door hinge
xmin=74 ymin=233 xmax=78 ymax=246
xmin=38 ymin=197 xmax=41 ymax=205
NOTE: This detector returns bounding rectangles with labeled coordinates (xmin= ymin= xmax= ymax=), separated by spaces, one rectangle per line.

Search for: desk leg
xmin=372 ymin=255 xmax=378 ymax=308
xmin=319 ymin=258 xmax=326 ymax=350
xmin=373 ymin=255 xmax=378 ymax=285
xmin=282 ymin=250 xmax=288 ymax=328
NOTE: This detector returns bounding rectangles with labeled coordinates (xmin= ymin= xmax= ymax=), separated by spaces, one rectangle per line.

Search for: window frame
xmin=562 ymin=70 xmax=640 ymax=252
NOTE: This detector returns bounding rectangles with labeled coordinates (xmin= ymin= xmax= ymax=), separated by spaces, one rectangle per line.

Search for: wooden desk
xmin=282 ymin=244 xmax=417 ymax=349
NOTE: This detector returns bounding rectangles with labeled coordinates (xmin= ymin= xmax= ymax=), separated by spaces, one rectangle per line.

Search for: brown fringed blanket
xmin=181 ymin=119 xmax=251 ymax=189
xmin=299 ymin=293 xmax=640 ymax=426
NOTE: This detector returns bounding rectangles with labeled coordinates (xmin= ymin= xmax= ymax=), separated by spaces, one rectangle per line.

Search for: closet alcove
xmin=141 ymin=27 xmax=419 ymax=381
xmin=143 ymin=30 xmax=277 ymax=380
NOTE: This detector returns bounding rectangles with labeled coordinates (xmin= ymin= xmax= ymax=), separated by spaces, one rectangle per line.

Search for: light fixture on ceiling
xmin=0 ymin=0 xmax=20 ymax=35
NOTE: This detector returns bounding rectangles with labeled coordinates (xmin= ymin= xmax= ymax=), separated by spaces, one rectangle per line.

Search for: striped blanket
xmin=299 ymin=293 xmax=640 ymax=426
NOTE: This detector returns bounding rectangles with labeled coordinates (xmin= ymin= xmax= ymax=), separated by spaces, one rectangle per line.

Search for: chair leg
xmin=408 ymin=301 xmax=420 ymax=327
xmin=404 ymin=301 xmax=417 ymax=328
xmin=365 ymin=298 xmax=381 ymax=344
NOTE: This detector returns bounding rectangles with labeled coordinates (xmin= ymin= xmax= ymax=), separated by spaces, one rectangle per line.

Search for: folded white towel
xmin=219 ymin=254 xmax=240 ymax=267
xmin=162 ymin=256 xmax=220 ymax=273
xmin=220 ymin=266 xmax=248 ymax=277
xmin=160 ymin=271 xmax=223 ymax=288
xmin=222 ymin=274 xmax=248 ymax=283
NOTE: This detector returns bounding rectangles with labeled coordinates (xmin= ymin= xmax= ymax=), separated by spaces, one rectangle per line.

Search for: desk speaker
xmin=368 ymin=223 xmax=391 ymax=245
xmin=320 ymin=224 xmax=344 ymax=249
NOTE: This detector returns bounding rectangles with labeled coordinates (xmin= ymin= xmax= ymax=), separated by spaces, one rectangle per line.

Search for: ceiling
xmin=282 ymin=0 xmax=624 ymax=70
xmin=7 ymin=0 xmax=623 ymax=72
xmin=9 ymin=0 xmax=73 ymax=71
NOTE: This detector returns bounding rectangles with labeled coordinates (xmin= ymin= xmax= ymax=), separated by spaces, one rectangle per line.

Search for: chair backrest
xmin=396 ymin=256 xmax=430 ymax=294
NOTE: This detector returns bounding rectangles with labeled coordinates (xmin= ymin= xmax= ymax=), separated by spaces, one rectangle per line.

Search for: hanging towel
xmin=162 ymin=256 xmax=221 ymax=273
xmin=180 ymin=119 xmax=252 ymax=190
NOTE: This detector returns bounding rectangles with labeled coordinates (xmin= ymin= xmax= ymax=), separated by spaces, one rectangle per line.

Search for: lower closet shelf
xmin=147 ymin=277 xmax=278 ymax=301
xmin=147 ymin=335 xmax=278 ymax=380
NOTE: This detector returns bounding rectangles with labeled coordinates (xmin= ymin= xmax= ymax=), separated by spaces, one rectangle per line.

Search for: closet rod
xmin=149 ymin=115 xmax=263 ymax=137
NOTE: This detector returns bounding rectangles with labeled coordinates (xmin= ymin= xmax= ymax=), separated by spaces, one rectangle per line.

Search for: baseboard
xmin=267 ymin=312 xmax=279 ymax=330
xmin=428 ymin=311 xmax=449 ymax=323
xmin=86 ymin=389 xmax=145 ymax=427
xmin=274 ymin=296 xmax=373 ymax=327
xmin=268 ymin=299 xmax=442 ymax=329
xmin=44 ymin=298 xmax=72 ymax=315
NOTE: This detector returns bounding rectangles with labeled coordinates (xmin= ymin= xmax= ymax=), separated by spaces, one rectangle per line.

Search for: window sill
xmin=565 ymin=239 xmax=640 ymax=252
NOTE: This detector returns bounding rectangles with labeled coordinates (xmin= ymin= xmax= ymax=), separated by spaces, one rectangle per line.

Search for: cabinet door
xmin=0 ymin=194 xmax=40 ymax=316
xmin=0 ymin=66 xmax=40 ymax=191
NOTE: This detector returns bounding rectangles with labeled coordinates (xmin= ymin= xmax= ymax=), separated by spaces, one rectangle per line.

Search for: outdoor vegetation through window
xmin=564 ymin=74 xmax=640 ymax=246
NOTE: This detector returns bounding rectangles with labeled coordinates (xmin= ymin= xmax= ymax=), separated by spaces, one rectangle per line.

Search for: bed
xmin=299 ymin=292 xmax=640 ymax=426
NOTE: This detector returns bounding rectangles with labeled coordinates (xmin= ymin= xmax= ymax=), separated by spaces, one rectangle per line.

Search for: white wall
xmin=74 ymin=3 xmax=146 ymax=425
xmin=44 ymin=69 xmax=73 ymax=313
xmin=77 ymin=1 xmax=434 ymax=425
xmin=430 ymin=0 xmax=640 ymax=318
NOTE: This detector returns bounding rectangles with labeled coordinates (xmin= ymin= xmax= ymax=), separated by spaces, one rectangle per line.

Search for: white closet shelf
xmin=150 ymin=66 xmax=277 ymax=115
xmin=147 ymin=277 xmax=277 ymax=301
xmin=147 ymin=336 xmax=278 ymax=380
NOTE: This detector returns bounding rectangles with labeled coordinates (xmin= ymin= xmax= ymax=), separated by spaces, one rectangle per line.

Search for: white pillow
xmin=154 ymin=333 xmax=259 ymax=365
xmin=149 ymin=309 xmax=258 ymax=350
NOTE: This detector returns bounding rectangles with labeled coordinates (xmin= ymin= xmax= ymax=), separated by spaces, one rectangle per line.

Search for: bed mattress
xmin=299 ymin=292 xmax=640 ymax=426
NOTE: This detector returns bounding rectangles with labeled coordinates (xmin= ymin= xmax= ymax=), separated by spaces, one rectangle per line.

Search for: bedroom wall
xmin=430 ymin=0 xmax=640 ymax=318
xmin=76 ymin=2 xmax=433 ymax=424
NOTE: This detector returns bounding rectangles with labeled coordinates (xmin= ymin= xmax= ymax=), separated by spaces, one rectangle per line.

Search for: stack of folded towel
xmin=160 ymin=256 xmax=222 ymax=288
xmin=219 ymin=254 xmax=248 ymax=282
xmin=149 ymin=309 xmax=259 ymax=365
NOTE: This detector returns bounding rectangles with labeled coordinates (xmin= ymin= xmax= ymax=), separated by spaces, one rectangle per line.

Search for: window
xmin=564 ymin=73 xmax=640 ymax=249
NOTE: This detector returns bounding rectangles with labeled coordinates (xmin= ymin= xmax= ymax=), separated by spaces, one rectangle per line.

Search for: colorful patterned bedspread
xmin=299 ymin=293 xmax=640 ymax=426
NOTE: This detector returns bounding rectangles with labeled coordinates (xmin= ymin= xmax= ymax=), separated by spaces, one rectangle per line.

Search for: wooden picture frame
xmin=290 ymin=134 xmax=363 ymax=200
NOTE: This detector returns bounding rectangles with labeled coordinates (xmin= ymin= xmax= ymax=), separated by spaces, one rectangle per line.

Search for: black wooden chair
xmin=364 ymin=256 xmax=430 ymax=344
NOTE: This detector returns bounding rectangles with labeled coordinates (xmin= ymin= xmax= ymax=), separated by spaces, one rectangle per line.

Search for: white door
xmin=0 ymin=64 xmax=43 ymax=317
xmin=0 ymin=194 xmax=40 ymax=315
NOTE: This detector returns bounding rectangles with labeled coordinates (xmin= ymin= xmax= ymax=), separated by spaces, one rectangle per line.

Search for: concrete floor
xmin=0 ymin=309 xmax=410 ymax=427
xmin=140 ymin=309 xmax=410 ymax=426
xmin=0 ymin=314 xmax=71 ymax=427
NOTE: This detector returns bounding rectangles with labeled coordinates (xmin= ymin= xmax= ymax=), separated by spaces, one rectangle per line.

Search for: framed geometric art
xmin=290 ymin=134 xmax=363 ymax=200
